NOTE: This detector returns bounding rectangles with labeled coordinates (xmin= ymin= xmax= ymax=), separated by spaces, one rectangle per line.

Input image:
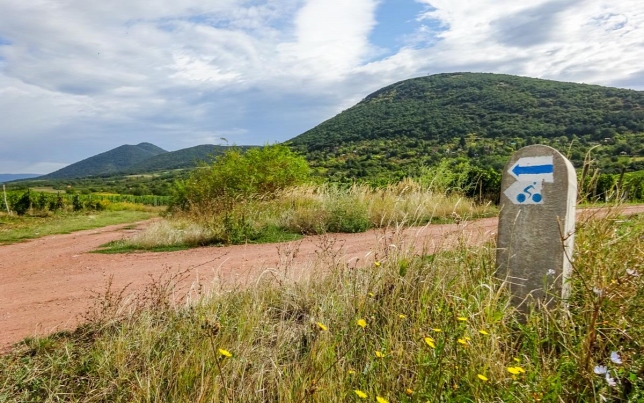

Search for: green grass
xmin=1 ymin=211 xmax=642 ymax=402
xmin=0 ymin=210 xmax=159 ymax=245
xmin=93 ymin=239 xmax=193 ymax=253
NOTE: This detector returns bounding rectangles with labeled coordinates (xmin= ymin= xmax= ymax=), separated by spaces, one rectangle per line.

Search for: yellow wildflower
xmin=368 ymin=292 xmax=375 ymax=297
xmin=424 ymin=337 xmax=436 ymax=348
xmin=357 ymin=319 xmax=367 ymax=328
xmin=348 ymin=369 xmax=356 ymax=375
xmin=457 ymin=317 xmax=468 ymax=322
xmin=375 ymin=351 xmax=385 ymax=358
xmin=507 ymin=366 xmax=526 ymax=374
xmin=316 ymin=322 xmax=328 ymax=331
xmin=376 ymin=397 xmax=389 ymax=403
xmin=398 ymin=314 xmax=407 ymax=319
xmin=477 ymin=374 xmax=489 ymax=382
xmin=479 ymin=330 xmax=489 ymax=335
xmin=374 ymin=261 xmax=381 ymax=267
xmin=354 ymin=389 xmax=368 ymax=399
xmin=432 ymin=328 xmax=442 ymax=332
xmin=218 ymin=348 xmax=232 ymax=358
xmin=457 ymin=338 xmax=468 ymax=346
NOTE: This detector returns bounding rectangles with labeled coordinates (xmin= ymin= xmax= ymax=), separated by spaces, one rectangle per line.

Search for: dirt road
xmin=1 ymin=205 xmax=642 ymax=351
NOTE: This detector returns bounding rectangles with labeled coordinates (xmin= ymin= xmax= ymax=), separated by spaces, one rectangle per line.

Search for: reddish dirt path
xmin=1 ymin=205 xmax=642 ymax=352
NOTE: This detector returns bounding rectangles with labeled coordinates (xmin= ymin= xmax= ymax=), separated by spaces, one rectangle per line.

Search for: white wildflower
xmin=610 ymin=351 xmax=622 ymax=365
xmin=594 ymin=365 xmax=607 ymax=375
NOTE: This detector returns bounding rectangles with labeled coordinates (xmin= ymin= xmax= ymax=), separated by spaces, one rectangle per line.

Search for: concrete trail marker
xmin=496 ymin=145 xmax=577 ymax=310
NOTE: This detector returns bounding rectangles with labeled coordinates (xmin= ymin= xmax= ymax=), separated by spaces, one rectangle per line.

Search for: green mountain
xmin=38 ymin=143 xmax=258 ymax=180
xmin=288 ymin=72 xmax=644 ymax=183
xmin=123 ymin=145 xmax=251 ymax=173
xmin=41 ymin=142 xmax=168 ymax=179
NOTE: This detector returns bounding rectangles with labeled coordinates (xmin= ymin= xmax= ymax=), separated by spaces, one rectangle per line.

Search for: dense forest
xmin=289 ymin=72 xmax=644 ymax=184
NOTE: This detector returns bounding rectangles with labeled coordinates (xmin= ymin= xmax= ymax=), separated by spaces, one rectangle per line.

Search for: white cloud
xmin=406 ymin=0 xmax=644 ymax=84
xmin=0 ymin=0 xmax=642 ymax=173
xmin=276 ymin=0 xmax=379 ymax=82
xmin=0 ymin=76 xmax=91 ymax=136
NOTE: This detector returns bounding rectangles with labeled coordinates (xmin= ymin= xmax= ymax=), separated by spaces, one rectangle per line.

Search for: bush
xmin=170 ymin=144 xmax=311 ymax=237
xmin=12 ymin=190 xmax=32 ymax=215
xmin=326 ymin=196 xmax=371 ymax=233
xmin=173 ymin=144 xmax=310 ymax=211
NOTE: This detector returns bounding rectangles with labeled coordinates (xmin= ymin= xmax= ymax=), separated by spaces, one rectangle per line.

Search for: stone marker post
xmin=496 ymin=145 xmax=577 ymax=309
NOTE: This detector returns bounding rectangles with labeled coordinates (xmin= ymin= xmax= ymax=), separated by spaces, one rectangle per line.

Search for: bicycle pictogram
xmin=516 ymin=182 xmax=542 ymax=203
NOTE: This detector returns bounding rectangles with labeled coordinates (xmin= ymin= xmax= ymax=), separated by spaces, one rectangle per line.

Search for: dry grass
xmin=127 ymin=179 xmax=496 ymax=249
xmin=125 ymin=219 xmax=216 ymax=248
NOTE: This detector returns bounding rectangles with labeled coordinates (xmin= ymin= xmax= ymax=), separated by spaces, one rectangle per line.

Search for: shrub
xmin=172 ymin=144 xmax=310 ymax=211
xmin=170 ymin=144 xmax=311 ymax=237
xmin=12 ymin=190 xmax=32 ymax=215
xmin=325 ymin=194 xmax=371 ymax=233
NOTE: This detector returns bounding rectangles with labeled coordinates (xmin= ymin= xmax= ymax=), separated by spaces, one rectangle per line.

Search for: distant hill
xmin=0 ymin=173 xmax=41 ymax=183
xmin=40 ymin=142 xmax=168 ymax=179
xmin=123 ymin=145 xmax=254 ymax=173
xmin=33 ymin=143 xmax=257 ymax=181
xmin=288 ymin=72 xmax=644 ymax=182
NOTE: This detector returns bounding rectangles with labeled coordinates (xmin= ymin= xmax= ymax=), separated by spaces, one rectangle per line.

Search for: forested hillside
xmin=288 ymin=73 xmax=644 ymax=183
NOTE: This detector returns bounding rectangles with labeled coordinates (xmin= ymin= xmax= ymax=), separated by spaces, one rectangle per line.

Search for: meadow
xmin=1 ymin=145 xmax=642 ymax=402
xmin=0 ymin=206 xmax=642 ymax=402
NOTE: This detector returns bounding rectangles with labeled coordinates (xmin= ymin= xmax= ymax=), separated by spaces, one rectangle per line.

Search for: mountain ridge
xmin=40 ymin=142 xmax=168 ymax=180
xmin=16 ymin=73 xmax=644 ymax=184
xmin=288 ymin=72 xmax=644 ymax=182
xmin=32 ymin=143 xmax=255 ymax=180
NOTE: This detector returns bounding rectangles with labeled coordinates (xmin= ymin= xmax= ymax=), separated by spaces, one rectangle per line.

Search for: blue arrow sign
xmin=512 ymin=163 xmax=553 ymax=177
xmin=508 ymin=156 xmax=554 ymax=182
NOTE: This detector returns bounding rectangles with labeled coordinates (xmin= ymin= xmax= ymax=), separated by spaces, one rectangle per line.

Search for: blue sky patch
xmin=187 ymin=14 xmax=231 ymax=29
xmin=369 ymin=0 xmax=433 ymax=56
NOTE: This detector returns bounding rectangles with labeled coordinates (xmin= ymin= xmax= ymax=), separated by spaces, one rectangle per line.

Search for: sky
xmin=1 ymin=0 xmax=643 ymax=174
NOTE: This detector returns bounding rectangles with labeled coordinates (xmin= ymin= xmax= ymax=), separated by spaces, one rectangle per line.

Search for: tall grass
xmin=1 ymin=211 xmax=642 ymax=402
xmin=281 ymin=180 xmax=486 ymax=232
xmin=139 ymin=179 xmax=495 ymax=248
